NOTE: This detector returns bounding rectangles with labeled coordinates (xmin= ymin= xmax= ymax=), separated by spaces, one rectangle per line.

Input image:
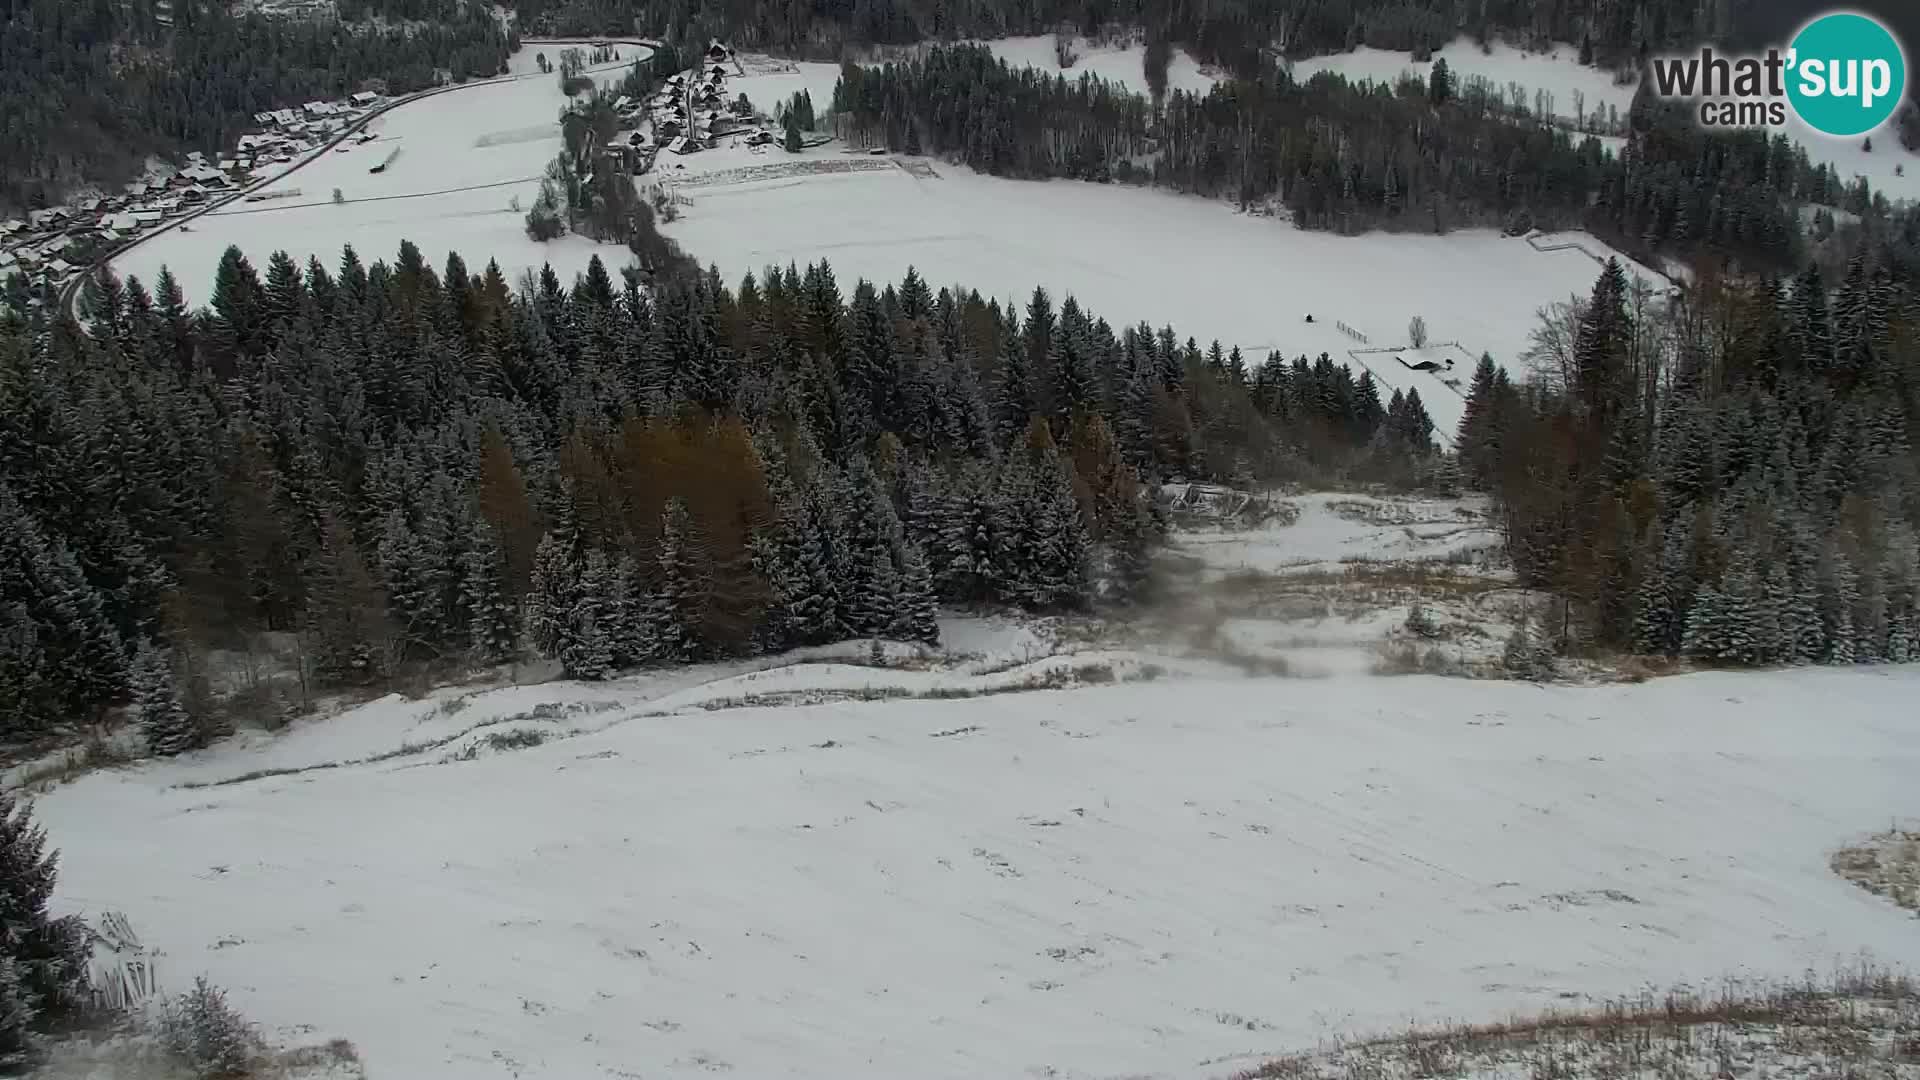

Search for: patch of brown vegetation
xmin=1228 ymin=968 xmax=1920 ymax=1080
xmin=1833 ymin=831 xmax=1920 ymax=916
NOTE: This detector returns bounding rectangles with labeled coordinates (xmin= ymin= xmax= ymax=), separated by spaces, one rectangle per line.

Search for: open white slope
xmin=660 ymin=160 xmax=1643 ymax=431
xmin=984 ymin=34 xmax=1220 ymax=98
xmin=111 ymin=48 xmax=649 ymax=304
xmin=35 ymin=661 xmax=1920 ymax=1080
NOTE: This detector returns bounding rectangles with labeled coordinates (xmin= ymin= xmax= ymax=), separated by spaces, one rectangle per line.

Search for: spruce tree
xmin=463 ymin=520 xmax=518 ymax=666
xmin=132 ymin=638 xmax=195 ymax=756
xmin=525 ymin=532 xmax=577 ymax=661
xmin=561 ymin=551 xmax=615 ymax=680
xmin=654 ymin=497 xmax=710 ymax=661
xmin=0 ymin=791 xmax=89 ymax=1066
xmin=892 ymin=542 xmax=941 ymax=645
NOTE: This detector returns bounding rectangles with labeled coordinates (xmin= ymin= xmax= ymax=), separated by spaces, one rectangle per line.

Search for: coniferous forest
xmin=0 ymin=232 xmax=1444 ymax=747
xmin=828 ymin=44 xmax=1905 ymax=267
xmin=1457 ymin=256 xmax=1920 ymax=666
xmin=0 ymin=0 xmax=512 ymax=209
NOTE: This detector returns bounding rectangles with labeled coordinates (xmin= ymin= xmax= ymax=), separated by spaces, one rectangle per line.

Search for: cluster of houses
xmin=600 ymin=41 xmax=776 ymax=173
xmin=1 ymin=91 xmax=385 ymax=300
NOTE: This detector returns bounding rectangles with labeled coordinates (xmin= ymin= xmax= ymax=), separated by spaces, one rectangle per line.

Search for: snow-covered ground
xmin=111 ymin=47 xmax=651 ymax=304
xmin=25 ymin=488 xmax=1920 ymax=1077
xmin=1292 ymin=37 xmax=1920 ymax=203
xmin=34 ymin=658 xmax=1920 ymax=1079
xmin=983 ymin=34 xmax=1219 ymax=98
xmin=659 ymin=156 xmax=1642 ymax=418
xmin=1174 ymin=492 xmax=1496 ymax=577
xmin=1137 ymin=491 xmax=1520 ymax=677
xmin=1291 ymin=39 xmax=1633 ymax=131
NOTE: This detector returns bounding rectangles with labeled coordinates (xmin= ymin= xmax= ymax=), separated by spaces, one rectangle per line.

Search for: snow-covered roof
xmin=351 ymin=91 xmax=378 ymax=103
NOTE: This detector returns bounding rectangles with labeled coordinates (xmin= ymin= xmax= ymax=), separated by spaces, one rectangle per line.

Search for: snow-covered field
xmin=1292 ymin=37 xmax=1920 ymax=203
xmin=34 ymin=656 xmax=1920 ymax=1079
xmin=983 ymin=34 xmax=1219 ymax=98
xmin=111 ymin=47 xmax=651 ymax=304
xmin=25 ymin=489 xmax=1920 ymax=1077
xmin=660 ymin=156 xmax=1643 ymax=423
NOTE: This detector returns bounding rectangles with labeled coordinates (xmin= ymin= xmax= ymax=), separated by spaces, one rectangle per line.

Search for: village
xmin=596 ymin=40 xmax=832 ymax=178
xmin=0 ymin=89 xmax=387 ymax=305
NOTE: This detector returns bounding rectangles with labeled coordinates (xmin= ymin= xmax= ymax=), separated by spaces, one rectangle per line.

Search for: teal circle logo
xmin=1787 ymin=12 xmax=1907 ymax=137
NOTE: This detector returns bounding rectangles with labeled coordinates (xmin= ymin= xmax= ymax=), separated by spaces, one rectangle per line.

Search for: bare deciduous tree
xmin=1408 ymin=315 xmax=1429 ymax=348
xmin=1520 ymin=295 xmax=1585 ymax=393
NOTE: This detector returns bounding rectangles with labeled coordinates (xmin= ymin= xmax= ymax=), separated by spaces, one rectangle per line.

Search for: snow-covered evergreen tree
xmin=892 ymin=542 xmax=941 ymax=645
xmin=654 ymin=497 xmax=709 ymax=661
xmin=0 ymin=792 xmax=89 ymax=1066
xmin=561 ymin=551 xmax=615 ymax=679
xmin=777 ymin=496 xmax=840 ymax=645
xmin=463 ymin=520 xmax=518 ymax=665
xmin=377 ymin=509 xmax=435 ymax=651
xmin=606 ymin=554 xmax=653 ymax=666
xmin=525 ymin=532 xmax=577 ymax=660
xmin=131 ymin=638 xmax=195 ymax=756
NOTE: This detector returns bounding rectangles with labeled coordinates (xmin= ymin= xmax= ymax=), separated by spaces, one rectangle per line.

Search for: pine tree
xmin=995 ymin=316 xmax=1033 ymax=447
xmin=0 ymin=791 xmax=89 ymax=1066
xmin=654 ymin=497 xmax=710 ymax=661
xmin=561 ymin=550 xmax=614 ymax=680
xmin=781 ymin=496 xmax=841 ymax=645
xmin=525 ymin=532 xmax=577 ymax=660
xmin=892 ymin=542 xmax=941 ymax=645
xmin=1456 ymin=353 xmax=1499 ymax=484
xmin=132 ymin=638 xmax=195 ymax=756
xmin=463 ymin=520 xmax=518 ymax=665
xmin=606 ymin=554 xmax=653 ymax=666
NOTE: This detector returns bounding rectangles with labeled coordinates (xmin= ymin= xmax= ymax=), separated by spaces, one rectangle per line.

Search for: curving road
xmin=61 ymin=37 xmax=656 ymax=323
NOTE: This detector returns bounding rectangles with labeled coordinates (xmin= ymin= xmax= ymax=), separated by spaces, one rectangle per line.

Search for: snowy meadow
xmin=34 ymin=657 xmax=1920 ymax=1079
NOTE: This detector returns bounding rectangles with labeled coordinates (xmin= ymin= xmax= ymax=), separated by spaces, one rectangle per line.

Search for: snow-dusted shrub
xmin=1501 ymin=619 xmax=1554 ymax=681
xmin=1404 ymin=603 xmax=1440 ymax=639
xmin=161 ymin=977 xmax=261 ymax=1079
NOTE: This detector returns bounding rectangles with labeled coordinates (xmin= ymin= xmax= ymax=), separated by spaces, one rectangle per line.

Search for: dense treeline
xmin=0 ymin=0 xmax=512 ymax=209
xmin=511 ymin=0 xmax=1721 ymax=77
xmin=0 ymin=238 xmax=1435 ymax=745
xmin=1459 ymin=255 xmax=1920 ymax=666
xmin=833 ymin=44 xmax=1878 ymax=263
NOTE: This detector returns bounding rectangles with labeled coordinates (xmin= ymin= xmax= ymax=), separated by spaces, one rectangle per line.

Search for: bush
xmin=1501 ymin=618 xmax=1554 ymax=681
xmin=161 ymin=977 xmax=261 ymax=1079
xmin=1404 ymin=603 xmax=1440 ymax=639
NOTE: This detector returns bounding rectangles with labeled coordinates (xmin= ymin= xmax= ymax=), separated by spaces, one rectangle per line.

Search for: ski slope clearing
xmin=659 ymin=160 xmax=1640 ymax=413
xmin=1291 ymin=38 xmax=1920 ymax=203
xmin=1138 ymin=491 xmax=1520 ymax=676
xmin=1175 ymin=492 xmax=1497 ymax=578
xmin=35 ymin=662 xmax=1920 ymax=1079
xmin=984 ymin=34 xmax=1219 ymax=97
xmin=111 ymin=47 xmax=649 ymax=305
